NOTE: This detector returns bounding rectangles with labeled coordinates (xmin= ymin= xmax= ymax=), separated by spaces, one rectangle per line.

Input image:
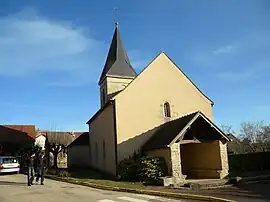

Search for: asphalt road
xmin=0 ymin=174 xmax=188 ymax=202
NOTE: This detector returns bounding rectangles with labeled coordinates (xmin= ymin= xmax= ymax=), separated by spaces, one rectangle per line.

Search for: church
xmin=71 ymin=23 xmax=231 ymax=182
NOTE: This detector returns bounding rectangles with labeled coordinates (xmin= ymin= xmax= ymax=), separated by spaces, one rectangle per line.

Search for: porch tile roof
xmin=142 ymin=112 xmax=198 ymax=151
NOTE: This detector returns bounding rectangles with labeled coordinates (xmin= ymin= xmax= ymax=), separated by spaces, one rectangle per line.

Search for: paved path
xmin=0 ymin=174 xmax=187 ymax=202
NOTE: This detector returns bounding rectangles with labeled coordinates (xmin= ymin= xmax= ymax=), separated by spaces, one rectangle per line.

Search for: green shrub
xmin=139 ymin=156 xmax=167 ymax=184
xmin=229 ymin=151 xmax=270 ymax=173
xmin=117 ymin=152 xmax=141 ymax=181
xmin=117 ymin=152 xmax=168 ymax=184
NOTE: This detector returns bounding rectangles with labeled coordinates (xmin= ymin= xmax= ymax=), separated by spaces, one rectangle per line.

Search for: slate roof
xmin=67 ymin=132 xmax=89 ymax=147
xmin=142 ymin=112 xmax=198 ymax=151
xmin=98 ymin=23 xmax=137 ymax=85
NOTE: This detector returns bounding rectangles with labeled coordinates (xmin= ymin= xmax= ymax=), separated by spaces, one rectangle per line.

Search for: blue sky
xmin=0 ymin=0 xmax=269 ymax=132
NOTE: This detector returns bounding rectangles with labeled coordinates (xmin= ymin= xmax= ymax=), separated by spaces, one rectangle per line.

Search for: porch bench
xmin=188 ymin=168 xmax=222 ymax=178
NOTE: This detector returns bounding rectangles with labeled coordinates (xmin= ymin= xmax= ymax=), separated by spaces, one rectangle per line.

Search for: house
xmin=44 ymin=131 xmax=83 ymax=168
xmin=67 ymin=132 xmax=90 ymax=168
xmin=0 ymin=125 xmax=35 ymax=155
xmin=3 ymin=125 xmax=36 ymax=138
xmin=35 ymin=132 xmax=47 ymax=150
xmin=85 ymin=23 xmax=231 ymax=182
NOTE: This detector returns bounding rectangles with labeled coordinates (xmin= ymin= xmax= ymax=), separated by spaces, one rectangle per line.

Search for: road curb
xmin=45 ymin=175 xmax=235 ymax=202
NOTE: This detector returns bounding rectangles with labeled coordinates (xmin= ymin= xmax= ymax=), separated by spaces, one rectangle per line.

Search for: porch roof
xmin=142 ymin=111 xmax=230 ymax=151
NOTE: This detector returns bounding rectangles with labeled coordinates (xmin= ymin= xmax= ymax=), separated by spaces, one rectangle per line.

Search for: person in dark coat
xmin=26 ymin=148 xmax=36 ymax=186
xmin=35 ymin=148 xmax=46 ymax=185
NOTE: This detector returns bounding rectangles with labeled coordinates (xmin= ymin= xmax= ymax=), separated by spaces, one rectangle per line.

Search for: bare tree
xmin=220 ymin=124 xmax=251 ymax=154
xmin=239 ymin=121 xmax=270 ymax=152
xmin=220 ymin=125 xmax=235 ymax=135
xmin=46 ymin=130 xmax=75 ymax=168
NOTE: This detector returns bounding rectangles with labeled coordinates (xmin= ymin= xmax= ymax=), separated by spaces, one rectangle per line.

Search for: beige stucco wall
xmin=67 ymin=146 xmax=90 ymax=167
xmin=114 ymin=53 xmax=213 ymax=162
xmin=88 ymin=104 xmax=116 ymax=176
xmin=145 ymin=148 xmax=172 ymax=175
xmin=180 ymin=141 xmax=222 ymax=178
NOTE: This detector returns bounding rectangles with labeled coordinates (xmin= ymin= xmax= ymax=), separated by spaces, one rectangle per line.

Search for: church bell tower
xmin=98 ymin=23 xmax=137 ymax=107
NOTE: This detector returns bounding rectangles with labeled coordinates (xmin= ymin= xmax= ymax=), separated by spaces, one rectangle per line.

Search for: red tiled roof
xmin=3 ymin=125 xmax=36 ymax=138
xmin=0 ymin=125 xmax=35 ymax=143
xmin=38 ymin=130 xmax=84 ymax=138
xmin=73 ymin=132 xmax=84 ymax=138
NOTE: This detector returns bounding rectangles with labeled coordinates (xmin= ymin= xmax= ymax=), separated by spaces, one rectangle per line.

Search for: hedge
xmin=117 ymin=152 xmax=167 ymax=184
xmin=229 ymin=151 xmax=270 ymax=172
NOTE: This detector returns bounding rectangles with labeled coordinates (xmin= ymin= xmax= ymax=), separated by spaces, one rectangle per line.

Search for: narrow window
xmin=102 ymin=89 xmax=106 ymax=105
xmin=89 ymin=137 xmax=92 ymax=164
xmin=103 ymin=140 xmax=106 ymax=159
xmin=164 ymin=102 xmax=171 ymax=118
xmin=95 ymin=142 xmax=98 ymax=164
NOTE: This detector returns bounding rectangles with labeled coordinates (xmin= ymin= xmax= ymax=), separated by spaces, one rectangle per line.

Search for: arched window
xmin=164 ymin=102 xmax=171 ymax=118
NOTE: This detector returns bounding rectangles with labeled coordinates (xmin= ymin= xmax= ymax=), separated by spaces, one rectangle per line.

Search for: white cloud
xmin=0 ymin=7 xmax=147 ymax=86
xmin=217 ymin=70 xmax=252 ymax=80
xmin=0 ymin=8 xmax=106 ymax=78
xmin=212 ymin=45 xmax=234 ymax=55
xmin=217 ymin=59 xmax=270 ymax=81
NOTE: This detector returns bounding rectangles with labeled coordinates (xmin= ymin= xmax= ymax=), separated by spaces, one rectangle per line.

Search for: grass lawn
xmin=46 ymin=168 xmax=145 ymax=189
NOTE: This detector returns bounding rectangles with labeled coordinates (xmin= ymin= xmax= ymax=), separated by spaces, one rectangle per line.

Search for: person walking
xmin=26 ymin=148 xmax=36 ymax=186
xmin=36 ymin=148 xmax=46 ymax=185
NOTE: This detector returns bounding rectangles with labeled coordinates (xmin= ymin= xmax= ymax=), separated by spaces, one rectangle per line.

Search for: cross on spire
xmin=112 ymin=7 xmax=119 ymax=27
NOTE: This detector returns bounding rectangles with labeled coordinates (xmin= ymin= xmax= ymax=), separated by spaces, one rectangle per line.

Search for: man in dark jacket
xmin=27 ymin=148 xmax=36 ymax=186
xmin=36 ymin=148 xmax=46 ymax=185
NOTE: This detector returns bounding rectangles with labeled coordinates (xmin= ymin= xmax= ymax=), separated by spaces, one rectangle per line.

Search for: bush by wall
xmin=117 ymin=152 xmax=142 ymax=181
xmin=139 ymin=156 xmax=168 ymax=184
xmin=117 ymin=152 xmax=167 ymax=184
xmin=229 ymin=151 xmax=270 ymax=172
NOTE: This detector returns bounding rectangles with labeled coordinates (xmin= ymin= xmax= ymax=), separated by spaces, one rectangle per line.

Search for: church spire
xmin=98 ymin=23 xmax=137 ymax=85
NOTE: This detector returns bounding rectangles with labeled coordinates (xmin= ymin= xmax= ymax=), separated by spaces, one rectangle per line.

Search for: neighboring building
xmin=0 ymin=125 xmax=35 ymax=155
xmin=67 ymin=132 xmax=90 ymax=168
xmin=35 ymin=132 xmax=47 ymax=150
xmin=43 ymin=131 xmax=83 ymax=168
xmin=3 ymin=125 xmax=36 ymax=138
xmin=85 ymin=23 xmax=231 ymax=182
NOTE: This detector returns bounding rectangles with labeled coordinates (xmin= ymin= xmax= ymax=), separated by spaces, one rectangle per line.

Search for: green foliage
xmin=117 ymin=152 xmax=167 ymax=184
xmin=117 ymin=152 xmax=142 ymax=181
xmin=139 ymin=156 xmax=167 ymax=184
xmin=229 ymin=152 xmax=270 ymax=173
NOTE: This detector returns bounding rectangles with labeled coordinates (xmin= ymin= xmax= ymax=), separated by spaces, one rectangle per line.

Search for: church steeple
xmin=98 ymin=23 xmax=137 ymax=107
xmin=98 ymin=23 xmax=137 ymax=85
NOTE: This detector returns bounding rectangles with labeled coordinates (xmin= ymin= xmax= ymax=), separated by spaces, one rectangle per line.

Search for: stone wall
xmin=57 ymin=151 xmax=67 ymax=168
xmin=170 ymin=142 xmax=186 ymax=185
xmin=219 ymin=141 xmax=229 ymax=178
